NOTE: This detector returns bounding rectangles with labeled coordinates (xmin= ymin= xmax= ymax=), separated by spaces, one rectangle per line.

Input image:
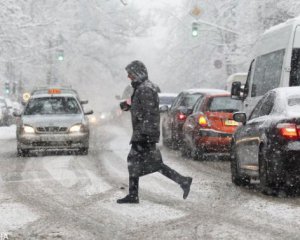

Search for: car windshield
xmin=24 ymin=97 xmax=81 ymax=115
xmin=182 ymin=94 xmax=201 ymax=108
xmin=159 ymin=96 xmax=175 ymax=105
xmin=208 ymin=96 xmax=242 ymax=112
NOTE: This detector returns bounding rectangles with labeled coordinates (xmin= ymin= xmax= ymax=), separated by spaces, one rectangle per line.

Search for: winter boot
xmin=117 ymin=194 xmax=139 ymax=204
xmin=181 ymin=177 xmax=193 ymax=199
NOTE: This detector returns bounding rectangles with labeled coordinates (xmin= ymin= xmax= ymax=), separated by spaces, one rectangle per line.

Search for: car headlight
xmin=69 ymin=124 xmax=82 ymax=132
xmin=23 ymin=125 xmax=35 ymax=133
xmin=89 ymin=115 xmax=97 ymax=123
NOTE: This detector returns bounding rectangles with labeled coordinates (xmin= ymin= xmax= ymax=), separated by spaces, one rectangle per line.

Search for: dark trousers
xmin=129 ymin=163 xmax=186 ymax=196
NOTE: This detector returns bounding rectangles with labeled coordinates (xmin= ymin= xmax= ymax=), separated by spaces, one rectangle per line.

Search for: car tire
xmin=231 ymin=143 xmax=250 ymax=186
xmin=259 ymin=146 xmax=277 ymax=195
xmin=191 ymin=147 xmax=204 ymax=160
xmin=162 ymin=127 xmax=170 ymax=147
xmin=17 ymin=148 xmax=29 ymax=157
xmin=180 ymin=142 xmax=191 ymax=157
xmin=78 ymin=147 xmax=89 ymax=155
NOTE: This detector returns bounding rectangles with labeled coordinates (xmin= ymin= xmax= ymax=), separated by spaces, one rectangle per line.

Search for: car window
xmin=288 ymin=96 xmax=300 ymax=106
xmin=258 ymin=92 xmax=275 ymax=117
xmin=193 ymin=95 xmax=205 ymax=113
xmin=208 ymin=96 xmax=242 ymax=113
xmin=170 ymin=93 xmax=182 ymax=110
xmin=251 ymin=49 xmax=285 ymax=97
xmin=248 ymin=96 xmax=265 ymax=120
xmin=24 ymin=97 xmax=81 ymax=115
xmin=180 ymin=93 xmax=202 ymax=108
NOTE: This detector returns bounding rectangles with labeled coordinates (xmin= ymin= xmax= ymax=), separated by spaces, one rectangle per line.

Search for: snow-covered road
xmin=0 ymin=122 xmax=299 ymax=240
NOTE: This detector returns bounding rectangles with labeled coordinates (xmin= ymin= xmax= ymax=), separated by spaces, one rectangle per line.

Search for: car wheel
xmin=180 ymin=141 xmax=191 ymax=157
xmin=78 ymin=147 xmax=89 ymax=155
xmin=162 ymin=127 xmax=169 ymax=147
xmin=190 ymin=147 xmax=204 ymax=160
xmin=259 ymin=146 xmax=276 ymax=195
xmin=231 ymin=143 xmax=250 ymax=186
xmin=17 ymin=148 xmax=29 ymax=157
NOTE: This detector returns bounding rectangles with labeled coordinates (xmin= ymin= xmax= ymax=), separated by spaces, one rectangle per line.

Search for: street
xmin=0 ymin=120 xmax=299 ymax=240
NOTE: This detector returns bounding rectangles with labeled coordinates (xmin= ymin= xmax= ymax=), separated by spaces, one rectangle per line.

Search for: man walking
xmin=117 ymin=60 xmax=192 ymax=204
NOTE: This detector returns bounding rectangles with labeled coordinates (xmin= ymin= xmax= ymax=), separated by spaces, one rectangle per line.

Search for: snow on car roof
xmin=264 ymin=16 xmax=300 ymax=35
xmin=182 ymin=88 xmax=229 ymax=94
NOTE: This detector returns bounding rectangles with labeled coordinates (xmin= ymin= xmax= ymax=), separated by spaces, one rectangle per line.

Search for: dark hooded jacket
xmin=126 ymin=61 xmax=160 ymax=144
xmin=130 ymin=79 xmax=160 ymax=143
xmin=124 ymin=60 xmax=162 ymax=177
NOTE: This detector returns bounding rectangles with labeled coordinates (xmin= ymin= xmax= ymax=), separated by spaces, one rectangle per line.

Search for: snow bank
xmin=0 ymin=125 xmax=16 ymax=140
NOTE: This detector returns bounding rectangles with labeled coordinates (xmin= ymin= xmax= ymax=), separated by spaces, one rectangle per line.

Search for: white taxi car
xmin=14 ymin=89 xmax=93 ymax=156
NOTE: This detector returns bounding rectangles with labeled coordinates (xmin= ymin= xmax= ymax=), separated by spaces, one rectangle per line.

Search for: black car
xmin=161 ymin=88 xmax=228 ymax=149
xmin=231 ymin=87 xmax=300 ymax=194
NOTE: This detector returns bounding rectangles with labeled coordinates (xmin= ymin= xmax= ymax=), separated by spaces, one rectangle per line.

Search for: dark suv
xmin=161 ymin=88 xmax=227 ymax=149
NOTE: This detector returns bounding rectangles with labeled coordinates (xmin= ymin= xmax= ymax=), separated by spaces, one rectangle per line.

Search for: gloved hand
xmin=120 ymin=100 xmax=130 ymax=111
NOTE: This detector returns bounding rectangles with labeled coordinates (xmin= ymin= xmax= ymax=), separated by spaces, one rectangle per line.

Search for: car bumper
xmin=195 ymin=129 xmax=232 ymax=152
xmin=267 ymin=143 xmax=300 ymax=185
xmin=17 ymin=132 xmax=89 ymax=150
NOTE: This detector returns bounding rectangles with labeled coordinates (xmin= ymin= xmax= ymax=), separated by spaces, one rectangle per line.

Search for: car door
xmin=236 ymin=92 xmax=275 ymax=171
xmin=162 ymin=93 xmax=183 ymax=140
xmin=183 ymin=95 xmax=205 ymax=147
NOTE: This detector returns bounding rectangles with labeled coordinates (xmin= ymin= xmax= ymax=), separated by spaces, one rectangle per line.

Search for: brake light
xmin=177 ymin=113 xmax=187 ymax=121
xmin=198 ymin=115 xmax=208 ymax=127
xmin=277 ymin=123 xmax=299 ymax=140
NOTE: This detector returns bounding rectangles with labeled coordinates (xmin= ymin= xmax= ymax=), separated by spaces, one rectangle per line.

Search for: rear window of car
xmin=288 ymin=97 xmax=300 ymax=106
xmin=24 ymin=97 xmax=81 ymax=115
xmin=208 ymin=96 xmax=242 ymax=113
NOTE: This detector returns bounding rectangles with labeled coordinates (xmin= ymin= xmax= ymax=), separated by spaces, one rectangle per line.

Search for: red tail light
xmin=198 ymin=115 xmax=209 ymax=127
xmin=277 ymin=123 xmax=299 ymax=140
xmin=177 ymin=113 xmax=187 ymax=121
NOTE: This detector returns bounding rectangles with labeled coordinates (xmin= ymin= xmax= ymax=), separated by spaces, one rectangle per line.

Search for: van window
xmin=251 ymin=49 xmax=285 ymax=97
xmin=290 ymin=48 xmax=300 ymax=86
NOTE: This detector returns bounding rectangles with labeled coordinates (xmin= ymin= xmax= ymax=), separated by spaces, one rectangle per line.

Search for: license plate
xmin=224 ymin=120 xmax=238 ymax=126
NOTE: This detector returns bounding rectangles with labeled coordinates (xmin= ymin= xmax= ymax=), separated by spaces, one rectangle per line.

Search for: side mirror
xmin=84 ymin=110 xmax=93 ymax=115
xmin=233 ymin=112 xmax=247 ymax=125
xmin=80 ymin=100 xmax=88 ymax=104
xmin=231 ymin=81 xmax=242 ymax=99
xmin=115 ymin=95 xmax=121 ymax=100
xmin=159 ymin=105 xmax=169 ymax=113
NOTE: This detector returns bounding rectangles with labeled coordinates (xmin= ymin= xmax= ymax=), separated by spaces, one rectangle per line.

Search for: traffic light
xmin=4 ymin=82 xmax=10 ymax=94
xmin=192 ymin=22 xmax=199 ymax=37
xmin=57 ymin=49 xmax=64 ymax=61
xmin=12 ymin=81 xmax=17 ymax=94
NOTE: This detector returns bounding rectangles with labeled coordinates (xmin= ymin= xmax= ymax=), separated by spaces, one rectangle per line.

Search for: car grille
xmin=36 ymin=127 xmax=68 ymax=133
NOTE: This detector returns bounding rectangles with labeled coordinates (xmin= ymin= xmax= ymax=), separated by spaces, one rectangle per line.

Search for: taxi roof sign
xmin=48 ymin=89 xmax=61 ymax=94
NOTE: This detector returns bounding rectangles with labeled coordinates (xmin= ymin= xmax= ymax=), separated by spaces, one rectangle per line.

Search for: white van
xmin=232 ymin=17 xmax=300 ymax=115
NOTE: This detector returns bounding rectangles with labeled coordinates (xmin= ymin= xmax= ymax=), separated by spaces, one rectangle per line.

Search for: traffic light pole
xmin=193 ymin=19 xmax=239 ymax=36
